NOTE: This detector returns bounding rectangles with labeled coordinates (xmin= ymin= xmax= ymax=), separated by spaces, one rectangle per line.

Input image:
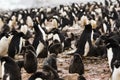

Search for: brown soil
xmin=21 ymin=51 xmax=111 ymax=80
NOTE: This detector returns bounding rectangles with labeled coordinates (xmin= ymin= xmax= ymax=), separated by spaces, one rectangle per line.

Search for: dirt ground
xmin=21 ymin=50 xmax=111 ymax=80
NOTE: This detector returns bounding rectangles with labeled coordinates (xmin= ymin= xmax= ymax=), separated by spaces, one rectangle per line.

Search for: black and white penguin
xmin=95 ymin=32 xmax=120 ymax=80
xmin=75 ymin=24 xmax=93 ymax=56
xmin=105 ymin=36 xmax=120 ymax=80
xmin=0 ymin=32 xmax=12 ymax=56
xmin=32 ymin=21 xmax=48 ymax=58
xmin=48 ymin=40 xmax=62 ymax=55
xmin=0 ymin=56 xmax=21 ymax=80
xmin=49 ymin=28 xmax=65 ymax=53
xmin=8 ymin=31 xmax=25 ymax=58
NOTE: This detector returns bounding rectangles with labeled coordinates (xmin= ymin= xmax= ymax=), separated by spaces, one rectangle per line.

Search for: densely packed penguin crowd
xmin=0 ymin=0 xmax=120 ymax=80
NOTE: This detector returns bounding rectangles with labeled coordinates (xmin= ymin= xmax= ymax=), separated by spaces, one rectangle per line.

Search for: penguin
xmin=43 ymin=53 xmax=57 ymax=71
xmin=64 ymin=37 xmax=72 ymax=51
xmin=42 ymin=65 xmax=62 ymax=80
xmin=0 ymin=56 xmax=21 ymax=80
xmin=8 ymin=31 xmax=26 ymax=59
xmin=32 ymin=21 xmax=48 ymax=58
xmin=23 ymin=45 xmax=37 ymax=73
xmin=29 ymin=65 xmax=63 ymax=80
xmin=69 ymin=53 xmax=84 ymax=75
xmin=0 ymin=32 xmax=12 ymax=56
xmin=95 ymin=33 xmax=120 ymax=80
xmin=105 ymin=0 xmax=109 ymax=7
xmin=75 ymin=24 xmax=93 ymax=56
xmin=50 ymin=28 xmax=65 ymax=53
xmin=48 ymin=40 xmax=62 ymax=55
xmin=105 ymin=37 xmax=120 ymax=80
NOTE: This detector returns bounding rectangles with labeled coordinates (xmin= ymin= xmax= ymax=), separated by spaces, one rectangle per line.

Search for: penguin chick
xmin=69 ymin=53 xmax=84 ymax=75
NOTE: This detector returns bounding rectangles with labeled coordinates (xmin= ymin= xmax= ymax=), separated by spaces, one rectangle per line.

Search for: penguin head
xmin=0 ymin=32 xmax=9 ymax=39
xmin=25 ymin=50 xmax=36 ymax=59
xmin=105 ymin=38 xmax=119 ymax=48
xmin=28 ymin=72 xmax=47 ymax=80
xmin=90 ymin=20 xmax=97 ymax=29
xmin=73 ymin=53 xmax=82 ymax=63
xmin=0 ymin=56 xmax=14 ymax=64
xmin=84 ymin=24 xmax=92 ymax=32
xmin=80 ymin=15 xmax=89 ymax=27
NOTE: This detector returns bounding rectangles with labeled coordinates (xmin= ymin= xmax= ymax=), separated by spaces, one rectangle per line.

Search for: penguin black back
xmin=48 ymin=40 xmax=62 ymax=55
xmin=0 ymin=56 xmax=21 ymax=80
xmin=8 ymin=31 xmax=25 ymax=58
xmin=42 ymin=65 xmax=60 ymax=80
xmin=69 ymin=53 xmax=84 ymax=75
xmin=75 ymin=24 xmax=92 ymax=56
xmin=43 ymin=53 xmax=57 ymax=71
xmin=24 ymin=45 xmax=37 ymax=73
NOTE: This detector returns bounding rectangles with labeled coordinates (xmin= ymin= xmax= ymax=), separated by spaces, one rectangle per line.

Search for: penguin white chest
xmin=107 ymin=48 xmax=113 ymax=72
xmin=1 ymin=61 xmax=5 ymax=79
xmin=112 ymin=67 xmax=120 ymax=80
xmin=83 ymin=41 xmax=90 ymax=57
xmin=53 ymin=34 xmax=60 ymax=42
xmin=36 ymin=41 xmax=44 ymax=57
xmin=35 ymin=78 xmax=43 ymax=80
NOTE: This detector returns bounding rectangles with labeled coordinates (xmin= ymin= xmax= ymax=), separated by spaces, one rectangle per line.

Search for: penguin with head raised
xmin=75 ymin=24 xmax=93 ymax=56
xmin=32 ymin=20 xmax=48 ymax=58
xmin=0 ymin=56 xmax=21 ymax=80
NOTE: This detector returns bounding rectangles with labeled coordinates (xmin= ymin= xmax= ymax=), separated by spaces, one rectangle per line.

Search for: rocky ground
xmin=21 ymin=50 xmax=111 ymax=80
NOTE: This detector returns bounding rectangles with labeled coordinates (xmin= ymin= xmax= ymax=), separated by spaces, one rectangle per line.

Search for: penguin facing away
xmin=23 ymin=45 xmax=38 ymax=73
xmin=69 ymin=53 xmax=84 ymax=75
xmin=43 ymin=53 xmax=58 ymax=71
